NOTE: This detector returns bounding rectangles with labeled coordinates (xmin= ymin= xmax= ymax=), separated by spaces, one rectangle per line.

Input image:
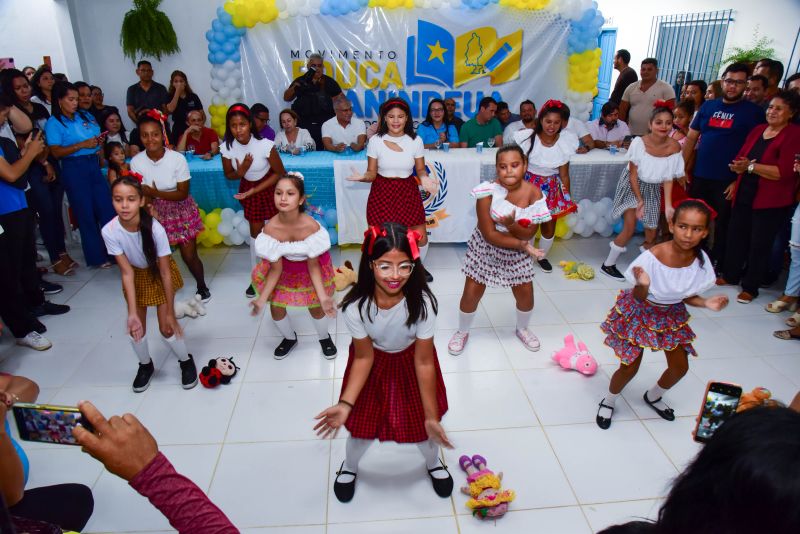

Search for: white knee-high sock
xmin=598 ymin=391 xmax=620 ymax=419
xmin=457 ymin=310 xmax=476 ymax=333
xmin=539 ymin=236 xmax=554 ymax=257
xmin=516 ymin=308 xmax=532 ymax=331
xmin=273 ymin=315 xmax=297 ymax=340
xmin=340 ymin=437 xmax=372 ymax=482
xmin=312 ymin=315 xmax=330 ymax=340
xmin=419 ymin=244 xmax=429 ymax=262
xmin=646 ymin=383 xmax=670 ymax=410
xmin=417 ymin=439 xmax=448 ymax=478
xmin=249 ymin=238 xmax=258 ymax=269
xmin=604 ymin=242 xmax=627 ymax=267
xmin=163 ymin=334 xmax=190 ymax=362
xmin=129 ymin=335 xmax=152 ymax=365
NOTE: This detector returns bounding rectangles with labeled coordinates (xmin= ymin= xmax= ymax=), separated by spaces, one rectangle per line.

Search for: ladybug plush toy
xmin=199 ymin=357 xmax=239 ymax=388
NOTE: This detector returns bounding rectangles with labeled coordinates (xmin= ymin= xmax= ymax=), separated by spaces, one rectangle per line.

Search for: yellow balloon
xmin=210 ymin=231 xmax=224 ymax=245
xmin=205 ymin=212 xmax=221 ymax=228
xmin=555 ymin=217 xmax=569 ymax=238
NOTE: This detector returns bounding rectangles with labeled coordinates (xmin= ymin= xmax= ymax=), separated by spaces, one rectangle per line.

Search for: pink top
xmin=129 ymin=452 xmax=237 ymax=533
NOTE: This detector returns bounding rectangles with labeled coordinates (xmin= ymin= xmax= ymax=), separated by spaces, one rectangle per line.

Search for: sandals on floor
xmin=643 ymin=392 xmax=675 ymax=421
xmin=786 ymin=312 xmax=800 ymax=328
xmin=773 ymin=329 xmax=800 ymax=341
xmin=766 ymin=299 xmax=799 ymax=313
xmin=596 ymin=400 xmax=614 ymax=430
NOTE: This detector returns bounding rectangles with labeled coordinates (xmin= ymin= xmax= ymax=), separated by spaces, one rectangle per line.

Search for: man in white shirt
xmin=587 ymin=101 xmax=631 ymax=148
xmin=321 ymin=99 xmax=367 ymax=153
xmin=563 ymin=117 xmax=594 ymax=153
xmin=619 ymin=58 xmax=676 ymax=136
xmin=502 ymin=100 xmax=536 ymax=145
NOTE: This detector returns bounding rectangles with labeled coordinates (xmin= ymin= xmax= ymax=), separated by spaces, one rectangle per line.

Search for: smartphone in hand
xmin=694 ymin=382 xmax=742 ymax=443
xmin=13 ymin=403 xmax=94 ymax=446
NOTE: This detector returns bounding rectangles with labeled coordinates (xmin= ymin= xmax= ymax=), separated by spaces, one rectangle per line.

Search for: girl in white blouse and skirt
xmin=249 ymin=172 xmax=337 ymax=359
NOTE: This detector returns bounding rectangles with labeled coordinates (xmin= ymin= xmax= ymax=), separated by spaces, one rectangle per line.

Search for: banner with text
xmin=334 ymin=153 xmax=482 ymax=244
xmin=240 ymin=7 xmax=569 ymax=124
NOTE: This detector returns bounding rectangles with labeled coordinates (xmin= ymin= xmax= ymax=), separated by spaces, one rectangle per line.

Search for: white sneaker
xmin=447 ymin=331 xmax=469 ymax=355
xmin=515 ymin=328 xmax=541 ymax=352
xmin=16 ymin=331 xmax=52 ymax=351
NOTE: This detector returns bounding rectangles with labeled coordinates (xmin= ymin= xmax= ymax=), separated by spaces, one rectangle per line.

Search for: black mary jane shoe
xmin=427 ymin=461 xmax=454 ymax=498
xmin=596 ymin=400 xmax=614 ymax=430
xmin=333 ymin=462 xmax=357 ymax=503
xmin=643 ymin=391 xmax=675 ymax=421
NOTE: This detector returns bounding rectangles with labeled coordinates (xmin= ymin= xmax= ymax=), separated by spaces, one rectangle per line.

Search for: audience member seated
xmin=0 ymin=373 xmax=94 ymax=532
xmin=745 ymin=74 xmax=770 ymax=109
xmin=609 ymin=49 xmax=638 ymax=105
xmin=165 ymin=70 xmax=203 ymax=144
xmin=321 ymin=99 xmax=366 ymax=152
xmin=275 ymin=108 xmax=315 ymax=154
xmin=176 ymin=110 xmax=220 ymax=159
xmin=599 ymin=407 xmax=800 ymax=534
xmin=101 ymin=108 xmax=138 ymax=158
xmin=416 ymin=98 xmax=460 ymax=149
xmin=444 ymin=97 xmax=464 ymax=133
xmin=496 ymin=101 xmax=520 ymax=129
xmin=73 ymin=401 xmax=236 ymax=533
xmin=588 ymin=101 xmax=630 ymax=148
xmin=251 ymin=103 xmax=275 ymax=141
xmin=30 ymin=66 xmax=54 ymax=114
xmin=786 ymin=73 xmax=800 ymax=93
xmin=89 ymin=85 xmax=113 ymax=124
xmin=563 ymin=115 xmax=595 ymax=153
xmin=619 ymin=58 xmax=676 ymax=136
xmin=126 ymin=60 xmax=168 ymax=124
xmin=459 ymin=96 xmax=503 ymax=148
xmin=74 ymin=81 xmax=94 ymax=114
xmin=754 ymin=59 xmax=784 ymax=101
xmin=706 ymin=80 xmax=722 ymax=100
xmin=21 ymin=67 xmax=35 ymax=81
xmin=503 ymin=99 xmax=536 ymax=145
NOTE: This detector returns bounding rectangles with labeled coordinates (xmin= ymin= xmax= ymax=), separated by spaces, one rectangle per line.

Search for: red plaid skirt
xmin=366 ymin=175 xmax=426 ymax=228
xmin=239 ymin=175 xmax=277 ymax=223
xmin=342 ymin=342 xmax=448 ymax=443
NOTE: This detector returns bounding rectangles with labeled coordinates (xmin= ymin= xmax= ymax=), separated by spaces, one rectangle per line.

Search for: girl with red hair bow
xmin=314 ymin=222 xmax=452 ymax=504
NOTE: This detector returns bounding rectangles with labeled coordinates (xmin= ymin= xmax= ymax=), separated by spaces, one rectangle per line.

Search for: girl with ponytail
xmin=102 ymin=176 xmax=198 ymax=393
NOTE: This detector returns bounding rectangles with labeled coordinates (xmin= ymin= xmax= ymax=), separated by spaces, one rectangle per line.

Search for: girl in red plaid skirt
xmin=314 ymin=222 xmax=453 ymax=503
xmin=221 ymin=103 xmax=286 ymax=297
xmin=347 ymin=98 xmax=438 ymax=282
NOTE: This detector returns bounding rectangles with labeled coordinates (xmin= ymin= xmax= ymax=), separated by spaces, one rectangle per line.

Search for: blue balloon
xmin=635 ymin=220 xmax=645 ymax=233
xmin=324 ymin=208 xmax=338 ymax=227
xmin=214 ymin=31 xmax=227 ymax=44
xmin=222 ymin=41 xmax=236 ymax=54
xmin=223 ymin=24 xmax=237 ymax=37
xmin=219 ymin=12 xmax=233 ymax=25
xmin=216 ymin=6 xmax=225 ymax=18
xmin=205 ymin=30 xmax=215 ymax=42
xmin=208 ymin=53 xmax=216 ymax=63
xmin=612 ymin=219 xmax=624 ymax=234
xmin=237 ymin=27 xmax=246 ymax=36
xmin=327 ymin=227 xmax=338 ymax=246
xmin=209 ymin=41 xmax=221 ymax=52
xmin=230 ymin=51 xmax=241 ymax=63
xmin=213 ymin=51 xmax=227 ymax=64
xmin=212 ymin=19 xmax=223 ymax=32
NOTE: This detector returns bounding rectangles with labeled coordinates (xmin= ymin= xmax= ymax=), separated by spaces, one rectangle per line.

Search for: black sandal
xmin=333 ymin=461 xmax=357 ymax=503
xmin=427 ymin=461 xmax=454 ymax=498
xmin=643 ymin=391 xmax=675 ymax=421
xmin=596 ymin=400 xmax=614 ymax=430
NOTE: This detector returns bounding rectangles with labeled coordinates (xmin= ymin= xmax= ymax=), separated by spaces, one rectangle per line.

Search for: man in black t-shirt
xmin=125 ymin=61 xmax=168 ymax=123
xmin=283 ymin=54 xmax=343 ymax=148
xmin=609 ymin=49 xmax=638 ymax=105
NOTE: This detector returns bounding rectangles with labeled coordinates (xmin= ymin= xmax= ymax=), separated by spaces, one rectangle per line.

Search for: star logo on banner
xmin=427 ymin=40 xmax=448 ymax=63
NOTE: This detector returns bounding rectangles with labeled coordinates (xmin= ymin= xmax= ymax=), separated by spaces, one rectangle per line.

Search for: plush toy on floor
xmin=737 ymin=387 xmax=779 ymax=412
xmin=333 ymin=260 xmax=357 ymax=291
xmin=199 ymin=357 xmax=239 ymax=388
xmin=552 ymin=334 xmax=598 ymax=376
xmin=459 ymin=454 xmax=515 ymax=520
xmin=559 ymin=261 xmax=595 ymax=280
xmin=174 ymin=294 xmax=207 ymax=319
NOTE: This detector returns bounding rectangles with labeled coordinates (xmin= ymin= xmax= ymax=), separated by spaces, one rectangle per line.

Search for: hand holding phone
xmin=694 ymin=382 xmax=742 ymax=443
xmin=13 ymin=403 xmax=94 ymax=445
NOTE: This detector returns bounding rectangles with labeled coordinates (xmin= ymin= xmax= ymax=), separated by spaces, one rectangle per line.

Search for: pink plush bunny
xmin=552 ymin=334 xmax=598 ymax=376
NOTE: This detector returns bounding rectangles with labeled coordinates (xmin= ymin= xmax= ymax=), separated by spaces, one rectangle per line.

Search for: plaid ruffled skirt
xmin=127 ymin=257 xmax=184 ymax=307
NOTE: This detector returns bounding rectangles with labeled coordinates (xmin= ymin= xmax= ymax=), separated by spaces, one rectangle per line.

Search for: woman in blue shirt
xmin=45 ymin=82 xmax=116 ymax=268
xmin=416 ymin=98 xmax=461 ymax=149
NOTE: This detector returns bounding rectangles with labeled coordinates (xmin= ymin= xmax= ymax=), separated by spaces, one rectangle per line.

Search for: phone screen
xmin=13 ymin=403 xmax=93 ymax=446
xmin=696 ymin=388 xmax=740 ymax=442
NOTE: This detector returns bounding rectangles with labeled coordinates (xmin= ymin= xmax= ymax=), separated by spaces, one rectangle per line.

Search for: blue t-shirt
xmin=45 ymin=112 xmax=101 ymax=158
xmin=0 ymin=145 xmax=28 ymax=216
xmin=416 ymin=122 xmax=460 ymax=145
xmin=691 ymin=99 xmax=765 ymax=181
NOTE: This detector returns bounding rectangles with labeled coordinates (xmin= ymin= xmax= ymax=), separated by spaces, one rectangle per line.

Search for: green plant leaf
xmin=120 ymin=0 xmax=180 ymax=62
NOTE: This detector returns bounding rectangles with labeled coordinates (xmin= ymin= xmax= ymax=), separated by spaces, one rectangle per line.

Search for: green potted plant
xmin=720 ymin=27 xmax=776 ymax=69
xmin=120 ymin=0 xmax=181 ymax=62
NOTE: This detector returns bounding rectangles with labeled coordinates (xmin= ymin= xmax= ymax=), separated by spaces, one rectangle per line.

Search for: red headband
xmin=229 ymin=105 xmax=250 ymax=117
xmin=653 ymin=99 xmax=675 ymax=110
xmin=677 ymin=198 xmax=718 ymax=219
xmin=122 ymin=169 xmax=144 ymax=183
xmin=382 ymin=98 xmax=410 ymax=114
xmin=145 ymin=109 xmax=171 ymax=148
xmin=543 ymin=99 xmax=564 ymax=109
xmin=362 ymin=226 xmax=383 ymax=255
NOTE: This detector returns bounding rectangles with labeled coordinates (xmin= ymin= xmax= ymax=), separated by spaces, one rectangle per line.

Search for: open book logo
xmin=406 ymin=20 xmax=522 ymax=88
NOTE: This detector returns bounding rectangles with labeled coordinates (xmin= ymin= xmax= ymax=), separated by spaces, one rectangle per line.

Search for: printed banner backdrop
xmin=240 ymin=6 xmax=570 ymax=124
xmin=334 ymin=154 xmax=481 ymax=244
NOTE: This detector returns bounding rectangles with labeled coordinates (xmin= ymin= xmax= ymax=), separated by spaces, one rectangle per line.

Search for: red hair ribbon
xmin=122 ymin=169 xmax=144 ymax=183
xmin=406 ymin=229 xmax=421 ymax=260
xmin=145 ymin=109 xmax=171 ymax=148
xmin=543 ymin=99 xmax=563 ymax=109
xmin=653 ymin=99 xmax=674 ymax=110
xmin=228 ymin=104 xmax=250 ymax=117
xmin=677 ymin=198 xmax=718 ymax=220
xmin=362 ymin=226 xmax=380 ymax=255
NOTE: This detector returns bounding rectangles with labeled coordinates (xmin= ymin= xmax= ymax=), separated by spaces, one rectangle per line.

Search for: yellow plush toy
xmin=559 ymin=261 xmax=595 ymax=281
xmin=737 ymin=387 xmax=779 ymax=412
xmin=333 ymin=261 xmax=357 ymax=291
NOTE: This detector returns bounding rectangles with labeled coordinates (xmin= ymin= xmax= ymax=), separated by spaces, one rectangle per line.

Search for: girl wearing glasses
xmin=249 ymin=172 xmax=337 ymax=359
xmin=313 ymin=222 xmax=452 ymax=503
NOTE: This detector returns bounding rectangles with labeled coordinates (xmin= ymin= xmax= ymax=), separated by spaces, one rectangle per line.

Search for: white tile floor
xmin=2 ymin=236 xmax=799 ymax=533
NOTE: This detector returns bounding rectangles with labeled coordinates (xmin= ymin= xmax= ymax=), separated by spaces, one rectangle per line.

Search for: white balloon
xmin=225 ymin=76 xmax=239 ymax=88
xmin=573 ymin=220 xmax=586 ymax=235
xmin=211 ymin=95 xmax=223 ymax=105
xmin=236 ymin=210 xmax=245 ymax=219
xmin=275 ymin=0 xmax=287 ymax=9
xmin=232 ymin=214 xmax=244 ymax=227
xmin=578 ymin=198 xmax=592 ymax=213
xmin=562 ymin=229 xmax=574 ymax=240
xmin=223 ymin=60 xmax=236 ymax=70
xmin=300 ymin=5 xmax=312 ymax=16
xmin=596 ymin=221 xmax=613 ymax=237
xmin=279 ymin=11 xmax=289 ymax=19
xmin=231 ymin=69 xmax=242 ymax=80
xmin=565 ymin=213 xmax=578 ymax=228
xmin=236 ymin=219 xmax=250 ymax=237
xmin=307 ymin=0 xmax=321 ymax=7
xmin=221 ymin=207 xmax=236 ymax=221
xmin=210 ymin=79 xmax=223 ymax=91
xmin=287 ymin=3 xmax=299 ymax=15
xmin=582 ymin=211 xmax=598 ymax=227
xmin=217 ymin=86 xmax=230 ymax=98
xmin=579 ymin=225 xmax=595 ymax=238
xmin=217 ymin=221 xmax=233 ymax=236
xmin=223 ymin=235 xmax=234 ymax=246
xmin=229 ymin=87 xmax=242 ymax=100
xmin=230 ymin=230 xmax=246 ymax=246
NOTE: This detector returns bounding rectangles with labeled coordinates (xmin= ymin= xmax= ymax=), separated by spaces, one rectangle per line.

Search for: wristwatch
xmin=747 ymin=162 xmax=755 ymax=174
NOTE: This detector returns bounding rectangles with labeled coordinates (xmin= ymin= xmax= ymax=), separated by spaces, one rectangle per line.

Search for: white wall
xmin=599 ymin=0 xmax=799 ymax=86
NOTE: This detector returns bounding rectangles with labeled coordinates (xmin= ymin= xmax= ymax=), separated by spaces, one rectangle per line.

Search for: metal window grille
xmin=647 ymin=10 xmax=734 ymax=90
